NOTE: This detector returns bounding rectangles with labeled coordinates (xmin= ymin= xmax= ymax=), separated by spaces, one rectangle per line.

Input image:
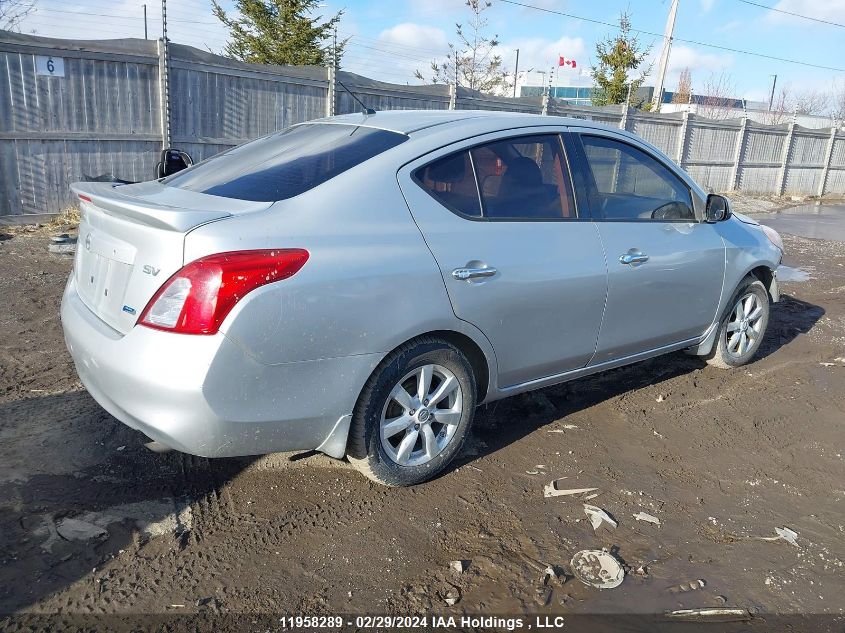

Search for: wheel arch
xmin=748 ymin=264 xmax=780 ymax=303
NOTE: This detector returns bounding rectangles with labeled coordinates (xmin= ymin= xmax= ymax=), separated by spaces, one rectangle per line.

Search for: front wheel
xmin=346 ymin=337 xmax=476 ymax=486
xmin=706 ymin=278 xmax=770 ymax=369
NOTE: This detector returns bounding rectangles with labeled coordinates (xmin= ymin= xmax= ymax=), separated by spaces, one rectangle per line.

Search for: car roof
xmin=314 ymin=109 xmax=619 ymax=136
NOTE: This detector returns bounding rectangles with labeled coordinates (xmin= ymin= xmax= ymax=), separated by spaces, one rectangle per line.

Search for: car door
xmin=397 ymin=130 xmax=608 ymax=388
xmin=569 ymin=130 xmax=725 ymax=364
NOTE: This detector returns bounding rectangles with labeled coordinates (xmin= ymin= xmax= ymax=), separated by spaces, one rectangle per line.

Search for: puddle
xmin=777 ymin=265 xmax=811 ymax=282
xmin=754 ymin=203 xmax=845 ymax=242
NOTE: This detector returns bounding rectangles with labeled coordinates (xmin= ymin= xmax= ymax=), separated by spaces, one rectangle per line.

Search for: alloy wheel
xmin=379 ymin=364 xmax=463 ymax=467
xmin=725 ymin=292 xmax=765 ymax=357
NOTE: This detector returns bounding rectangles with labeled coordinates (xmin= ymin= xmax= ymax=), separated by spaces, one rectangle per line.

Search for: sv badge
xmin=142 ymin=265 xmax=161 ymax=276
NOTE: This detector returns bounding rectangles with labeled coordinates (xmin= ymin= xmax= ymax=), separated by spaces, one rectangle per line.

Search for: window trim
xmin=411 ymin=132 xmax=585 ymax=223
xmin=574 ymin=132 xmax=699 ymax=224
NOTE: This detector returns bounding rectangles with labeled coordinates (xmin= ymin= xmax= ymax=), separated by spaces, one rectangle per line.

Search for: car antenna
xmin=336 ymin=78 xmax=376 ymax=116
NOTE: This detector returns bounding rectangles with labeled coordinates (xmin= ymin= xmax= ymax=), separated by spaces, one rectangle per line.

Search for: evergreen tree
xmin=212 ymin=0 xmax=345 ymax=67
xmin=590 ymin=12 xmax=652 ymax=107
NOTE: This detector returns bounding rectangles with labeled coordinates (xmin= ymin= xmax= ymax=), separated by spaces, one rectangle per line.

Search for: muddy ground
xmin=0 ymin=213 xmax=843 ymax=631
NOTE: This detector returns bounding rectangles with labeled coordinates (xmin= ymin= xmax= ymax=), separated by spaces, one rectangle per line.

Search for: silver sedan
xmin=61 ymin=110 xmax=783 ymax=486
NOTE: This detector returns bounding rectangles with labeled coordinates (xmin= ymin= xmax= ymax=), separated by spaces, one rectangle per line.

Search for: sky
xmin=14 ymin=0 xmax=845 ymax=104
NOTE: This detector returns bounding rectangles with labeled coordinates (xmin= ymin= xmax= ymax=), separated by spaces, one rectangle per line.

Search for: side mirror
xmin=705 ymin=194 xmax=732 ymax=223
xmin=156 ymin=149 xmax=194 ymax=179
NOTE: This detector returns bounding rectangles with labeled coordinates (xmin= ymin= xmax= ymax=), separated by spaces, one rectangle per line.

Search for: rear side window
xmin=580 ymin=135 xmax=694 ymax=221
xmin=414 ymin=134 xmax=576 ymax=220
xmin=414 ymin=151 xmax=482 ymax=217
xmin=163 ymin=124 xmax=407 ymax=202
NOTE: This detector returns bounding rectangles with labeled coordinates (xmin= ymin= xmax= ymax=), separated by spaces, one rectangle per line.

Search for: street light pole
xmin=143 ymin=4 xmax=148 ymax=39
xmin=513 ymin=48 xmax=519 ymax=98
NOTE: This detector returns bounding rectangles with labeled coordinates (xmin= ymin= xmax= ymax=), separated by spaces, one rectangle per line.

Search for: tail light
xmin=138 ymin=249 xmax=309 ymax=335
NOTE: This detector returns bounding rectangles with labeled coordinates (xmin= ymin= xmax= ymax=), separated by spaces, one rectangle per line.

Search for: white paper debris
xmin=583 ymin=504 xmax=618 ymax=530
xmin=543 ymin=482 xmax=598 ymax=498
xmin=633 ymin=511 xmax=661 ymax=526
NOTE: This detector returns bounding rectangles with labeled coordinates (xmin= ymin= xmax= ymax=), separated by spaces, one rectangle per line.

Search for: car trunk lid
xmin=70 ymin=181 xmax=272 ymax=335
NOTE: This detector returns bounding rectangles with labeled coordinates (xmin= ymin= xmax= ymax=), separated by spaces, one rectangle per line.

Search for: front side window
xmin=415 ymin=134 xmax=576 ymax=220
xmin=580 ymin=135 xmax=695 ymax=221
xmin=163 ymin=124 xmax=408 ymax=202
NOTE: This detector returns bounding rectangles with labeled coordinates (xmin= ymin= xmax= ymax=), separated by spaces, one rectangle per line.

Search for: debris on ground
xmin=656 ymin=395 xmax=665 ymax=402
xmin=547 ymin=424 xmax=579 ymax=433
xmin=441 ymin=587 xmax=461 ymax=606
xmin=664 ymin=608 xmax=751 ymax=622
xmin=47 ymin=234 xmax=77 ymax=254
xmin=759 ymin=526 xmax=799 ymax=546
xmin=450 ymin=560 xmax=467 ymax=574
xmin=583 ymin=504 xmax=618 ymax=530
xmin=570 ymin=549 xmax=625 ymax=589
xmin=633 ymin=511 xmax=661 ymax=526
xmin=668 ymin=579 xmax=706 ymax=593
xmin=543 ymin=479 xmax=598 ymax=498
xmin=55 ymin=517 xmax=108 ymax=542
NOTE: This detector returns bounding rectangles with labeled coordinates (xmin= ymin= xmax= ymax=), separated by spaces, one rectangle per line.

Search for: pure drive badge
xmin=122 ymin=305 xmax=136 ymax=315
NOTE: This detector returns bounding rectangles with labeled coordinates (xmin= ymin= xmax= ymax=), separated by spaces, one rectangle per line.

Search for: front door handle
xmin=619 ymin=251 xmax=649 ymax=266
xmin=452 ymin=266 xmax=497 ymax=281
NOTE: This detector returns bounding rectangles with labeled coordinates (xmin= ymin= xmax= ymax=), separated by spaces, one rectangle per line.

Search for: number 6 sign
xmin=35 ymin=56 xmax=65 ymax=77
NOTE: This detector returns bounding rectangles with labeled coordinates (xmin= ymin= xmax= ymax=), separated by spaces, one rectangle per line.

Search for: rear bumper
xmin=60 ymin=276 xmax=380 ymax=458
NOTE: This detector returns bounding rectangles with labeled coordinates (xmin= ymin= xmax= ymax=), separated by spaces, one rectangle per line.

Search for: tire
xmin=347 ymin=337 xmax=477 ymax=486
xmin=706 ymin=278 xmax=770 ymax=369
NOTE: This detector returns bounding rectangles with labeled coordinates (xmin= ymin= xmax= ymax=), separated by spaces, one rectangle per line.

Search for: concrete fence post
xmin=326 ymin=65 xmax=336 ymax=117
xmin=157 ymin=37 xmax=171 ymax=149
xmin=730 ymin=116 xmax=748 ymax=191
xmin=776 ymin=121 xmax=796 ymax=196
xmin=619 ymin=106 xmax=629 ymax=131
xmin=676 ymin=110 xmax=690 ymax=166
xmin=541 ymin=93 xmax=549 ymax=116
xmin=448 ymin=83 xmax=456 ymax=110
xmin=817 ymin=126 xmax=837 ymax=197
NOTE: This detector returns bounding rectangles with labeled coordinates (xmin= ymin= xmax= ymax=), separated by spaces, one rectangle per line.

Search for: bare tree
xmin=792 ymin=88 xmax=830 ymax=116
xmin=415 ymin=0 xmax=510 ymax=95
xmin=832 ymin=80 xmax=845 ymax=123
xmin=0 ymin=0 xmax=34 ymax=31
xmin=671 ymin=67 xmax=692 ymax=104
xmin=696 ymin=72 xmax=738 ymax=120
xmin=759 ymin=86 xmax=792 ymax=125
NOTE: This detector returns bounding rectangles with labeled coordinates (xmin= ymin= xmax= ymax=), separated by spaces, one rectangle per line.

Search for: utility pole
xmin=332 ymin=25 xmax=338 ymax=69
xmin=159 ymin=0 xmax=171 ymax=149
xmin=143 ymin=4 xmax=148 ymax=39
xmin=513 ymin=48 xmax=519 ymax=98
xmin=768 ymin=74 xmax=777 ymax=111
xmin=652 ymin=0 xmax=679 ymax=112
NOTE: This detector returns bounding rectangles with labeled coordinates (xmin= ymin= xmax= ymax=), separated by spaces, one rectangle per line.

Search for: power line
xmin=736 ymin=0 xmax=845 ymax=29
xmin=498 ymin=0 xmax=845 ymax=73
xmin=31 ymin=6 xmax=220 ymax=26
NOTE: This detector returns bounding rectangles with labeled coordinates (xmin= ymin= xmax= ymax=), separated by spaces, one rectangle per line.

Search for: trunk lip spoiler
xmin=70 ymin=181 xmax=234 ymax=232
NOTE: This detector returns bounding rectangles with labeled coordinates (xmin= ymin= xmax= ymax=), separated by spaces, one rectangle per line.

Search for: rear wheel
xmin=347 ymin=337 xmax=476 ymax=486
xmin=706 ymin=278 xmax=769 ymax=369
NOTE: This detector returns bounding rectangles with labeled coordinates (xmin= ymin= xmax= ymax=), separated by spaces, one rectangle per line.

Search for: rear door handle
xmin=619 ymin=251 xmax=649 ymax=266
xmin=452 ymin=266 xmax=497 ymax=281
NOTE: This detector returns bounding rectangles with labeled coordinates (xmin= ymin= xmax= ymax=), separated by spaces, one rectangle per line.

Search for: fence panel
xmin=629 ymin=112 xmax=683 ymax=157
xmin=683 ymin=117 xmax=741 ymax=192
xmin=826 ymin=135 xmax=845 ymax=194
xmin=0 ymin=33 xmax=161 ymax=221
xmin=783 ymin=128 xmax=830 ymax=195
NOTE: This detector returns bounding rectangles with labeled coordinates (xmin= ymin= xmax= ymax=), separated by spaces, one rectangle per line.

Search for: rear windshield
xmin=163 ymin=123 xmax=408 ymax=202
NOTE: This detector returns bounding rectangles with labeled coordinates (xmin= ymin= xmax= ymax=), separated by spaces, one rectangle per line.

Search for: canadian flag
xmin=558 ymin=56 xmax=577 ymax=69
